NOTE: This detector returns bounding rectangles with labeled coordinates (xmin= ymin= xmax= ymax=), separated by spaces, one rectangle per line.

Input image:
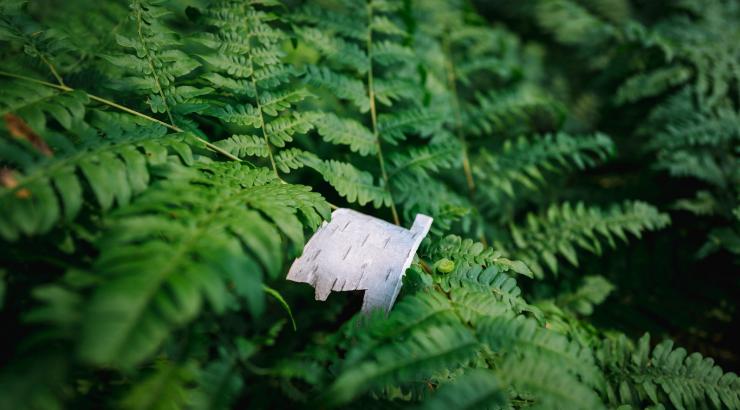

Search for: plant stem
xmin=248 ymin=58 xmax=280 ymax=178
xmin=0 ymin=71 xmax=242 ymax=162
xmin=38 ymin=53 xmax=65 ymax=87
xmin=366 ymin=3 xmax=400 ymax=226
xmin=442 ymin=36 xmax=475 ymax=194
xmin=442 ymin=36 xmax=487 ymax=246
xmin=133 ymin=1 xmax=176 ymax=126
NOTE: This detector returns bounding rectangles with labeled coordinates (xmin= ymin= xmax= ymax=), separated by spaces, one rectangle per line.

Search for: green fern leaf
xmin=303 ymin=65 xmax=369 ymax=112
xmin=507 ymin=201 xmax=670 ymax=276
xmin=0 ymin=80 xmax=88 ymax=132
xmin=0 ymin=111 xmax=193 ymax=241
xmin=191 ymin=353 xmax=244 ymax=410
xmin=418 ymin=369 xmax=506 ymax=410
xmin=214 ymin=134 xmax=268 ymax=159
xmin=501 ymin=354 xmax=605 ymax=410
xmin=304 ymin=156 xmax=392 ymax=208
xmin=378 ymin=108 xmax=443 ymax=144
xmin=121 ymin=359 xmax=196 ymax=410
xmin=326 ymin=324 xmax=479 ymax=406
xmin=597 ymin=333 xmax=740 ymax=409
xmin=78 ymin=163 xmax=328 ymax=367
xmin=480 ymin=316 xmax=604 ymax=388
xmin=309 ymin=111 xmax=376 ymax=156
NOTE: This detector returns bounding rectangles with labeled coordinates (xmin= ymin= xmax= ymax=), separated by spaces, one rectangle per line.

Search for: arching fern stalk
xmin=193 ymin=0 xmax=314 ymax=177
xmin=104 ymin=0 xmax=205 ymax=126
xmin=293 ymin=0 xmax=444 ymax=225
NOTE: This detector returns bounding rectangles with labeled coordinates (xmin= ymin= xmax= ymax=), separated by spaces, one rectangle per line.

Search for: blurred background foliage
xmin=475 ymin=0 xmax=739 ymax=369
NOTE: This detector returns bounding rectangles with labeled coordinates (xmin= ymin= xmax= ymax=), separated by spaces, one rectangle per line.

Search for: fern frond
xmin=374 ymin=77 xmax=424 ymax=107
xmin=193 ymin=1 xmax=320 ymax=176
xmin=555 ymin=275 xmax=615 ymax=316
xmin=292 ymin=4 xmax=365 ymax=41
xmin=429 ymin=235 xmax=534 ymax=277
xmin=597 ymin=333 xmax=740 ymax=409
xmin=507 ymin=201 xmax=670 ymax=276
xmin=649 ymin=0 xmax=740 ymax=108
xmin=259 ymin=89 xmax=313 ymax=116
xmin=388 ymin=142 xmax=461 ymax=179
xmin=378 ymin=108 xmax=443 ymax=144
xmin=326 ymin=324 xmax=479 ymax=406
xmin=392 ymin=175 xmax=470 ymax=234
xmin=656 ymin=150 xmax=729 ymax=188
xmin=615 ymin=65 xmax=692 ymax=105
xmin=343 ymin=290 xmax=461 ymax=365
xmin=651 ymin=107 xmax=740 ymax=152
xmin=474 ymin=132 xmax=615 ymax=205
xmin=449 ymin=287 xmax=518 ymax=323
xmin=463 ymin=87 xmax=565 ymax=137
xmin=274 ymin=148 xmax=311 ymax=173
xmin=262 ymin=113 xmax=313 ymax=147
xmin=121 ymin=359 xmax=196 ymax=410
xmin=292 ymin=0 xmax=428 ymax=222
xmin=535 ymin=0 xmax=615 ymax=47
xmin=371 ymin=40 xmax=414 ymax=66
xmin=0 ymin=0 xmax=72 ymax=83
xmin=0 ymin=111 xmax=194 ymax=241
xmin=106 ymin=0 xmax=203 ymax=122
xmin=214 ymin=134 xmax=268 ymax=159
xmin=437 ymin=265 xmax=537 ymax=317
xmin=306 ymin=158 xmax=392 ymax=208
xmin=500 ymin=354 xmax=605 ymax=410
xmin=479 ymin=316 xmax=603 ymax=388
xmin=418 ymin=369 xmax=506 ymax=410
xmin=191 ymin=353 xmax=244 ymax=410
xmin=78 ymin=163 xmax=329 ymax=367
xmin=309 ymin=111 xmax=376 ymax=156
xmin=292 ymin=26 xmax=369 ymax=75
xmin=205 ymin=103 xmax=261 ymax=127
xmin=0 ymin=79 xmax=88 ymax=132
xmin=303 ymin=65 xmax=370 ymax=112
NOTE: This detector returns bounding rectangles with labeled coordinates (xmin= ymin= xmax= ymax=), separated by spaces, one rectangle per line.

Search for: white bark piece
xmin=286 ymin=208 xmax=433 ymax=314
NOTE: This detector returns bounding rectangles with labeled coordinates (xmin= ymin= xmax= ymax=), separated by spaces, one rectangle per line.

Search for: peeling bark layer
xmin=286 ymin=208 xmax=433 ymax=313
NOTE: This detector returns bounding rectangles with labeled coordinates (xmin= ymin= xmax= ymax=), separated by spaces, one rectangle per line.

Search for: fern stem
xmin=248 ymin=58 xmax=280 ymax=178
xmin=38 ymin=53 xmax=65 ymax=87
xmin=0 ymin=71 xmax=242 ymax=162
xmin=442 ymin=36 xmax=487 ymax=246
xmin=132 ymin=1 xmax=176 ymax=126
xmin=366 ymin=2 xmax=400 ymax=226
xmin=442 ymin=36 xmax=475 ymax=194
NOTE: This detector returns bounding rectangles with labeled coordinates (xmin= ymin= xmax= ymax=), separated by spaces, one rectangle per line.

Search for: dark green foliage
xmin=79 ymin=163 xmax=328 ymax=367
xmin=0 ymin=109 xmax=195 ymax=240
xmin=597 ymin=334 xmax=740 ymax=409
xmin=105 ymin=0 xmax=204 ymax=122
xmin=416 ymin=369 xmax=506 ymax=410
xmin=0 ymin=0 xmax=737 ymax=409
xmin=505 ymin=201 xmax=671 ymax=276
